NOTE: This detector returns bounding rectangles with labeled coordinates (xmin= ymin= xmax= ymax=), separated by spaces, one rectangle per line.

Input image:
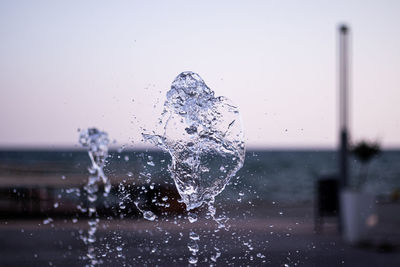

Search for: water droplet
xmin=189 ymin=231 xmax=200 ymax=241
xmin=43 ymin=218 xmax=53 ymax=225
xmin=188 ymin=213 xmax=198 ymax=223
xmin=187 ymin=240 xmax=199 ymax=253
xmin=211 ymin=248 xmax=221 ymax=262
xmin=257 ymin=253 xmax=266 ymax=258
xmin=147 ymin=161 xmax=155 ymax=166
xmin=143 ymin=211 xmax=157 ymax=221
xmin=188 ymin=256 xmax=198 ymax=264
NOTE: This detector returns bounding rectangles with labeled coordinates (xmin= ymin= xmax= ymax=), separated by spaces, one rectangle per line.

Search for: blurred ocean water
xmin=0 ymin=149 xmax=399 ymax=204
xmin=231 ymin=150 xmax=400 ymax=203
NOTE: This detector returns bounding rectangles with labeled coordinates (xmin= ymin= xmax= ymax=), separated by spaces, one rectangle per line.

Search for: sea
xmin=0 ymin=149 xmax=399 ymax=206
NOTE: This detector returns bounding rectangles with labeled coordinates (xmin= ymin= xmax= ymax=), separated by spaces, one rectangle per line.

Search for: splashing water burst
xmin=143 ymin=71 xmax=245 ymax=263
xmin=143 ymin=71 xmax=245 ymax=211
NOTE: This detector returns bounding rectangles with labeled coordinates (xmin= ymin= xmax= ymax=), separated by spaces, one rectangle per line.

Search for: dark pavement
xmin=0 ymin=203 xmax=399 ymax=266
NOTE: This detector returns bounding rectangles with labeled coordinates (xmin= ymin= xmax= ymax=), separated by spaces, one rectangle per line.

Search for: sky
xmin=0 ymin=0 xmax=399 ymax=149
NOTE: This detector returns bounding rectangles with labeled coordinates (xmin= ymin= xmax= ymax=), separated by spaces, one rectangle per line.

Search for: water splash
xmin=143 ymin=71 xmax=245 ymax=263
xmin=143 ymin=71 xmax=245 ymax=211
xmin=79 ymin=128 xmax=110 ymax=266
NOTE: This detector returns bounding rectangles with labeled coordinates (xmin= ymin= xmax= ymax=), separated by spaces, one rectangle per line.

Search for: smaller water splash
xmin=79 ymin=128 xmax=111 ymax=198
xmin=79 ymin=128 xmax=110 ymax=267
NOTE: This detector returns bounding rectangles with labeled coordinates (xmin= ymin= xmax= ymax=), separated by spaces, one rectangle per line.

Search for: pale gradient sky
xmin=0 ymin=0 xmax=399 ymax=149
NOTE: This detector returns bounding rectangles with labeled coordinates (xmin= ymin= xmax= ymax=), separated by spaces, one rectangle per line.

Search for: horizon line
xmin=0 ymin=144 xmax=399 ymax=151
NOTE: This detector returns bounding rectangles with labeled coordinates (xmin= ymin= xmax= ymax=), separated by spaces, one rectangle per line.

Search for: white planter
xmin=340 ymin=190 xmax=377 ymax=244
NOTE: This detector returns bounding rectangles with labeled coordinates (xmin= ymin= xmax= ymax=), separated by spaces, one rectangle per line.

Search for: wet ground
xmin=1 ymin=203 xmax=399 ymax=266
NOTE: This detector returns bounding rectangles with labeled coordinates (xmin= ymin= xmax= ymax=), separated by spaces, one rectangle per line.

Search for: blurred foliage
xmin=352 ymin=141 xmax=381 ymax=164
xmin=351 ymin=140 xmax=381 ymax=189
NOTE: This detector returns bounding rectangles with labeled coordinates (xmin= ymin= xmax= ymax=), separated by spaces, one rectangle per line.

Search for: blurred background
xmin=0 ymin=0 xmax=399 ymax=266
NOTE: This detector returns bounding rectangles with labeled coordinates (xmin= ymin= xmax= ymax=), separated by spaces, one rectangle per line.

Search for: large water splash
xmin=143 ymin=71 xmax=245 ymax=264
xmin=144 ymin=71 xmax=245 ymax=211
xmin=79 ymin=128 xmax=111 ymax=266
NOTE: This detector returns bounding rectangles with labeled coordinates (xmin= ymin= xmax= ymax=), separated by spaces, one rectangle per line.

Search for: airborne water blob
xmin=143 ymin=71 xmax=245 ymax=263
xmin=143 ymin=71 xmax=245 ymax=210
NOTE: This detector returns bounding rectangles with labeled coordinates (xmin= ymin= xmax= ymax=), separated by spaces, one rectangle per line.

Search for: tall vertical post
xmin=339 ymin=25 xmax=349 ymax=190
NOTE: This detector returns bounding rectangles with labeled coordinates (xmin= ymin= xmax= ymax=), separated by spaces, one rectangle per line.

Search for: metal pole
xmin=337 ymin=24 xmax=350 ymax=234
xmin=339 ymin=25 xmax=349 ymax=190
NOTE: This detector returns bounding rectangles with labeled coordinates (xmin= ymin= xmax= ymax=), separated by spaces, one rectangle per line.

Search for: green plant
xmin=351 ymin=141 xmax=381 ymax=189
